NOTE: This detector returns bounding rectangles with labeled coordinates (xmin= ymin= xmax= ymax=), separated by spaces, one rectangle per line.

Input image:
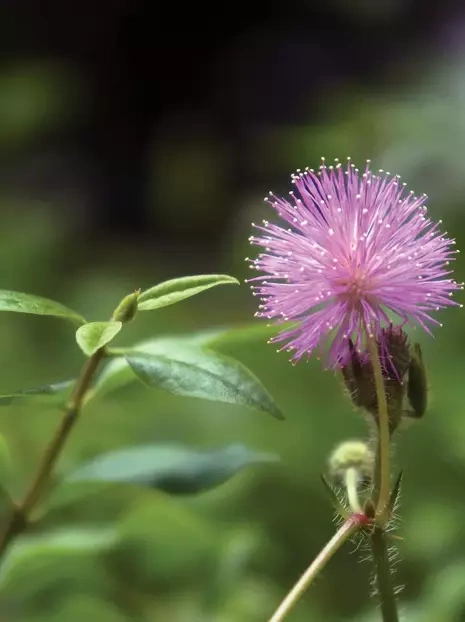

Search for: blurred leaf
xmin=422 ymin=560 xmax=465 ymax=619
xmin=0 ymin=61 xmax=79 ymax=145
xmin=0 ymin=289 xmax=85 ymax=325
xmin=206 ymin=527 xmax=263 ymax=612
xmin=0 ymin=380 xmax=74 ymax=407
xmin=126 ymin=346 xmax=283 ymax=417
xmin=40 ymin=480 xmax=113 ymax=516
xmin=116 ymin=494 xmax=222 ymax=584
xmin=63 ymin=443 xmax=278 ymax=494
xmin=402 ymin=501 xmax=462 ymax=561
xmin=138 ymin=274 xmax=239 ymax=311
xmin=0 ymin=484 xmax=12 ymax=518
xmin=207 ymin=322 xmax=293 ymax=351
xmin=0 ymin=435 xmax=11 ymax=503
xmin=33 ymin=594 xmax=129 ymax=622
xmin=0 ymin=527 xmax=118 ymax=590
xmin=76 ymin=321 xmax=123 ymax=357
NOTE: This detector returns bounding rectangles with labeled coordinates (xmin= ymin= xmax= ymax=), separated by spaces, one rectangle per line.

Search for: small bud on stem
xmin=111 ymin=289 xmax=140 ymax=324
xmin=328 ymin=440 xmax=374 ymax=513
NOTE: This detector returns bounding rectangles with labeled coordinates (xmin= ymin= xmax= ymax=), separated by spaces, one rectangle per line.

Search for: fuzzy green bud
xmin=112 ymin=290 xmax=140 ymax=324
xmin=328 ymin=440 xmax=374 ymax=487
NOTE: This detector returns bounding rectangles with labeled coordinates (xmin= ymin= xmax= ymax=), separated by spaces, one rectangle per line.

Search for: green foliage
xmin=30 ymin=596 xmax=129 ymax=622
xmin=87 ymin=329 xmax=283 ymax=417
xmin=0 ymin=380 xmax=74 ymax=407
xmin=61 ymin=443 xmax=277 ymax=495
xmin=0 ymin=280 xmax=283 ymax=620
xmin=75 ymin=321 xmax=123 ymax=357
xmin=91 ymin=331 xmax=227 ymax=401
xmin=137 ymin=274 xmax=239 ymax=311
xmin=0 ymin=289 xmax=85 ymax=325
xmin=207 ymin=322 xmax=288 ymax=349
xmin=0 ymin=434 xmax=11 ymax=493
xmin=0 ymin=527 xmax=118 ymax=596
xmin=116 ymin=494 xmax=222 ymax=585
xmin=125 ymin=347 xmax=283 ymax=418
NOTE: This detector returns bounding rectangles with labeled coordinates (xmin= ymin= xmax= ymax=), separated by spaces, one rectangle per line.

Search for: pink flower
xmin=248 ymin=158 xmax=462 ymax=368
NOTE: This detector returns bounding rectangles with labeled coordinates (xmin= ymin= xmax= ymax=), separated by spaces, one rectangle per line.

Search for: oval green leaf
xmin=63 ymin=443 xmax=278 ymax=494
xmin=89 ymin=329 xmax=228 ymax=402
xmin=125 ymin=345 xmax=283 ymax=418
xmin=0 ymin=289 xmax=85 ymax=325
xmin=76 ymin=321 xmax=123 ymax=357
xmin=0 ymin=380 xmax=74 ymax=407
xmin=137 ymin=274 xmax=239 ymax=311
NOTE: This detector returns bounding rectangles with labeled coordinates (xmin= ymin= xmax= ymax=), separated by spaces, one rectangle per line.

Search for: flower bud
xmin=112 ymin=290 xmax=140 ymax=324
xmin=406 ymin=342 xmax=427 ymax=418
xmin=341 ymin=339 xmax=377 ymax=412
xmin=341 ymin=326 xmax=411 ymax=433
xmin=328 ymin=440 xmax=374 ymax=487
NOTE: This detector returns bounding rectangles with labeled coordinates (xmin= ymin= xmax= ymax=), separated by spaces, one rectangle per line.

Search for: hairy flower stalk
xmin=251 ymin=158 xmax=462 ymax=621
xmin=269 ymin=513 xmax=371 ymax=622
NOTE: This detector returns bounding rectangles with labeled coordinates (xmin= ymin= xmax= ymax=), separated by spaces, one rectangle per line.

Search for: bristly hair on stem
xmin=371 ymin=526 xmax=400 ymax=622
xmin=269 ymin=513 xmax=371 ymax=622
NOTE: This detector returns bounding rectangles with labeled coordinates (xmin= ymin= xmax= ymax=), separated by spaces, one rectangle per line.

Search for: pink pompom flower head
xmin=247 ymin=158 xmax=462 ymax=369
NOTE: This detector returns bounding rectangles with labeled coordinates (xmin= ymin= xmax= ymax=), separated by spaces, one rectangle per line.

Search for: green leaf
xmin=0 ymin=380 xmax=74 ymax=407
xmin=63 ymin=443 xmax=278 ymax=494
xmin=125 ymin=345 xmax=283 ymax=418
xmin=76 ymin=321 xmax=123 ymax=357
xmin=207 ymin=322 xmax=293 ymax=350
xmin=116 ymin=495 xmax=222 ymax=583
xmin=137 ymin=274 xmax=239 ymax=311
xmin=90 ymin=329 xmax=230 ymax=402
xmin=0 ymin=527 xmax=118 ymax=589
xmin=0 ymin=289 xmax=85 ymax=325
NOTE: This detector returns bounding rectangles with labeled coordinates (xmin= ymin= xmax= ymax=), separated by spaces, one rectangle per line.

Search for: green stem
xmin=371 ymin=526 xmax=399 ymax=622
xmin=0 ymin=348 xmax=105 ymax=560
xmin=345 ymin=468 xmax=362 ymax=514
xmin=365 ymin=331 xmax=390 ymax=521
xmin=269 ymin=515 xmax=366 ymax=622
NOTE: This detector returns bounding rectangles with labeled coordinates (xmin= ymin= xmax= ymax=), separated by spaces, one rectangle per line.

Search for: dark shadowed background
xmin=1 ymin=1 xmax=465 ymax=620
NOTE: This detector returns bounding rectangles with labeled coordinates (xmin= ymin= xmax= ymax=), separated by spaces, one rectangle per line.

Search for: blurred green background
xmin=2 ymin=1 xmax=465 ymax=621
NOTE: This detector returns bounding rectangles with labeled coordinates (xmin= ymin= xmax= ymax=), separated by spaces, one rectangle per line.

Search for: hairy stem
xmin=269 ymin=514 xmax=366 ymax=622
xmin=366 ymin=332 xmax=390 ymax=521
xmin=371 ymin=526 xmax=399 ymax=622
xmin=0 ymin=348 xmax=104 ymax=560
